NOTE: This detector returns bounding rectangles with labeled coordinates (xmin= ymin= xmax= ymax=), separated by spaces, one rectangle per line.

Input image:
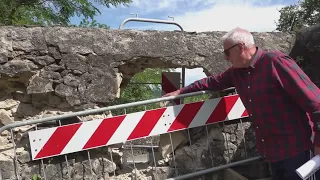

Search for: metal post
xmin=181 ymin=68 xmax=185 ymax=103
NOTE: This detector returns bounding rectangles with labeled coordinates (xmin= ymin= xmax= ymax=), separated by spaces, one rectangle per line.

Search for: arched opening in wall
xmin=175 ymin=67 xmax=210 ymax=104
xmin=111 ymin=66 xmax=210 ymax=116
xmin=109 ymin=66 xmax=218 ymax=177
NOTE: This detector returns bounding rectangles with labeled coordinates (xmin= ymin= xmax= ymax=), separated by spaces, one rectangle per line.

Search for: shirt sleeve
xmin=271 ymin=54 xmax=320 ymax=145
xmin=180 ymin=67 xmax=234 ymax=94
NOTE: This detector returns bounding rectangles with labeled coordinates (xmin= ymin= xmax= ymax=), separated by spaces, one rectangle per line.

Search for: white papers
xmin=296 ymin=155 xmax=320 ymax=180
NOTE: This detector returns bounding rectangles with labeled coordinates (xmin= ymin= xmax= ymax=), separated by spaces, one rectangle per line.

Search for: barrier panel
xmin=29 ymin=94 xmax=247 ymax=160
xmin=161 ymin=72 xmax=181 ymax=105
xmin=0 ymin=89 xmax=262 ymax=180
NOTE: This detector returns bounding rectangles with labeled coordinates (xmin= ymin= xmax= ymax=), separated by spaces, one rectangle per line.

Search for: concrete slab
xmin=126 ymin=152 xmax=162 ymax=164
xmin=223 ymin=168 xmax=248 ymax=180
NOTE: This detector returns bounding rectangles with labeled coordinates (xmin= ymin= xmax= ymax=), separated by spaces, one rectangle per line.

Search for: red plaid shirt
xmin=180 ymin=47 xmax=320 ymax=162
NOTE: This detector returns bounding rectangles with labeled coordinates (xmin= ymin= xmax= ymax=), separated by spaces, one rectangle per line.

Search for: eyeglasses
xmin=223 ymin=44 xmax=239 ymax=56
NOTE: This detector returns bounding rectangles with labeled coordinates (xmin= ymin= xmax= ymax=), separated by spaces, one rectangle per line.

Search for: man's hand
xmin=162 ymin=89 xmax=181 ymax=97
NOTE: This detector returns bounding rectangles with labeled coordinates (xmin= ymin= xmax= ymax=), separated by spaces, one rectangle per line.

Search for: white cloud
xmin=128 ymin=0 xmax=220 ymax=14
xmin=119 ymin=0 xmax=291 ymax=86
xmin=130 ymin=0 xmax=179 ymax=13
xmin=174 ymin=68 xmax=207 ymax=86
xmin=129 ymin=0 xmax=287 ymax=32
xmin=161 ymin=0 xmax=287 ymax=85
xmin=173 ymin=2 xmax=286 ymax=32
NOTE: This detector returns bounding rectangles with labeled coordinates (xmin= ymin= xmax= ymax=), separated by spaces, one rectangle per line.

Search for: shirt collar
xmin=249 ymin=47 xmax=264 ymax=68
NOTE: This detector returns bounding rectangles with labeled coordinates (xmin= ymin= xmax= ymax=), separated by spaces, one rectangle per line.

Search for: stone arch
xmin=0 ymin=26 xmax=297 ymax=180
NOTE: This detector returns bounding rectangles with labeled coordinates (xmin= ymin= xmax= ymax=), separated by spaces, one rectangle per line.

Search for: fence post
xmin=159 ymin=72 xmax=188 ymax=165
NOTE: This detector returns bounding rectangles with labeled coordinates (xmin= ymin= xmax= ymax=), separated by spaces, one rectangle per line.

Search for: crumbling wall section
xmin=0 ymin=26 xmax=295 ymax=179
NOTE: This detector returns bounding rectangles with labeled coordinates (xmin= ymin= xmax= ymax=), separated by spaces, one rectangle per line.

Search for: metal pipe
xmin=165 ymin=156 xmax=262 ymax=180
xmin=0 ymin=89 xmax=230 ymax=134
xmin=0 ymin=88 xmax=236 ymax=134
xmin=128 ymin=82 xmax=162 ymax=85
xmin=128 ymin=82 xmax=188 ymax=85
xmin=119 ymin=17 xmax=184 ymax=31
xmin=123 ymin=145 xmax=159 ymax=149
xmin=181 ymin=68 xmax=186 ymax=103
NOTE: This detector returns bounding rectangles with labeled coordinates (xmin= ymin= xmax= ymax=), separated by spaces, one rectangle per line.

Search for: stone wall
xmin=0 ymin=26 xmax=296 ymax=179
xmin=289 ymin=24 xmax=320 ymax=85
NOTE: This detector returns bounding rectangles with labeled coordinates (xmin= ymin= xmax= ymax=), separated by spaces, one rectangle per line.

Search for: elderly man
xmin=163 ymin=27 xmax=320 ymax=180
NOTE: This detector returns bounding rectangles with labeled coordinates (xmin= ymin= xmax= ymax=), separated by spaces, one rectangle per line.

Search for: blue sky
xmin=71 ymin=0 xmax=296 ymax=85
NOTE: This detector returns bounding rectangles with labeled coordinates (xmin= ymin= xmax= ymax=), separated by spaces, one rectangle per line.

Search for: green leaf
xmin=0 ymin=0 xmax=132 ymax=26
xmin=276 ymin=0 xmax=320 ymax=32
xmin=32 ymin=174 xmax=41 ymax=180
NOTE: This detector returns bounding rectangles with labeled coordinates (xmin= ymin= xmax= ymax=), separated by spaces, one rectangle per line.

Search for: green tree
xmin=112 ymin=68 xmax=172 ymax=115
xmin=0 ymin=0 xmax=131 ymax=26
xmin=111 ymin=68 xmax=211 ymax=116
xmin=276 ymin=0 xmax=320 ymax=32
xmin=78 ymin=18 xmax=110 ymax=28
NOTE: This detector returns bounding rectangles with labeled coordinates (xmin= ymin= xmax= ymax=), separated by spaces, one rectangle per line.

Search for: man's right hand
xmin=162 ymin=89 xmax=182 ymax=97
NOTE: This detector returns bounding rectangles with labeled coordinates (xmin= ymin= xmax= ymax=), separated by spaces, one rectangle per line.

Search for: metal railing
xmin=119 ymin=17 xmax=184 ymax=31
xmin=0 ymin=90 xmax=214 ymax=134
xmin=166 ymin=156 xmax=262 ymax=180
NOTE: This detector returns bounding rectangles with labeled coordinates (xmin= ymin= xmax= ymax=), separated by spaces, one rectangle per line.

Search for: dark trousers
xmin=271 ymin=150 xmax=320 ymax=180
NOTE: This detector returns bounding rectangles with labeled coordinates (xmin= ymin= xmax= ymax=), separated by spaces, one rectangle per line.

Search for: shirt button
xmin=248 ymin=86 xmax=250 ymax=88
xmin=262 ymin=139 xmax=264 ymax=142
xmin=249 ymin=99 xmax=251 ymax=102
xmin=250 ymin=114 xmax=253 ymax=116
xmin=248 ymin=72 xmax=251 ymax=75
xmin=256 ymin=126 xmax=258 ymax=129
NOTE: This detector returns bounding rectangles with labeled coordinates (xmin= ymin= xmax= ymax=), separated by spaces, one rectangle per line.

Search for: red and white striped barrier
xmin=28 ymin=94 xmax=248 ymax=160
xmin=162 ymin=72 xmax=181 ymax=105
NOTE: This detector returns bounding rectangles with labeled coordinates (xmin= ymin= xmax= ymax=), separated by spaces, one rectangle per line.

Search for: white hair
xmin=221 ymin=27 xmax=255 ymax=48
